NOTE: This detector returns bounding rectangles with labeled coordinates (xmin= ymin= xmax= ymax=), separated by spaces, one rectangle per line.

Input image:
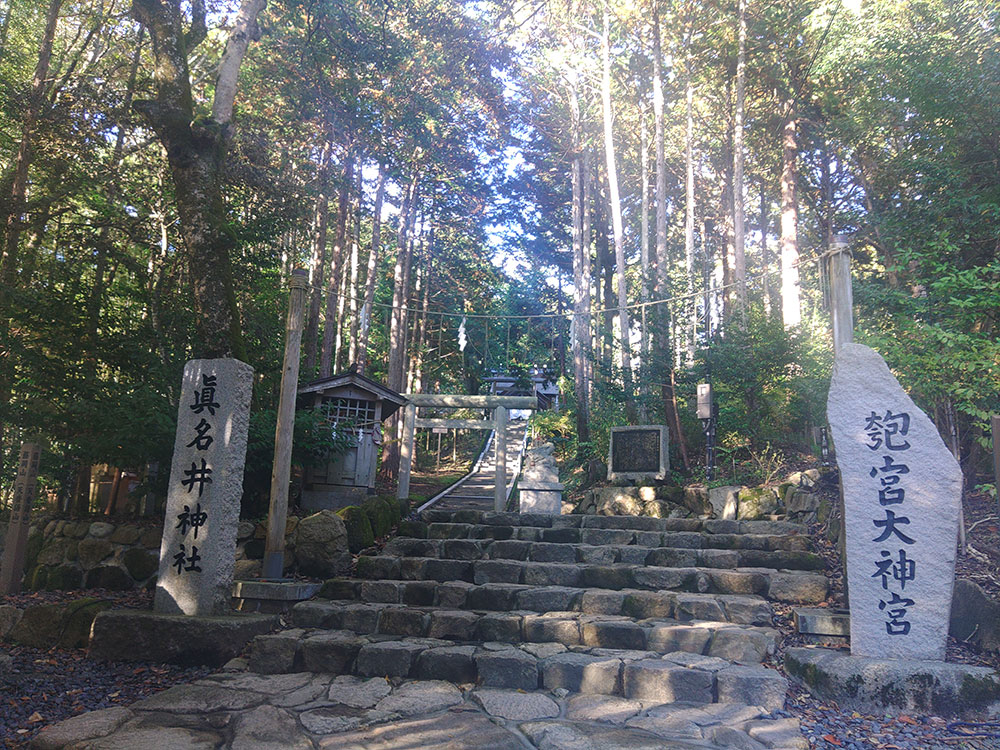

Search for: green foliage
xmin=241 ymin=407 xmax=354 ymax=517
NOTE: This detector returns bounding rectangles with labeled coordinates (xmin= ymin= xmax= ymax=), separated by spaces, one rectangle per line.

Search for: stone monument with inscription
xmin=519 ymin=442 xmax=563 ymax=515
xmin=154 ymin=359 xmax=253 ymax=616
xmin=828 ymin=343 xmax=962 ymax=661
xmin=607 ymin=425 xmax=669 ymax=482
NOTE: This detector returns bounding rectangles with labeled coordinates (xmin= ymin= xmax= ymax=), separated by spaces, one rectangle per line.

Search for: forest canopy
xmin=0 ymin=0 xmax=997 ymax=508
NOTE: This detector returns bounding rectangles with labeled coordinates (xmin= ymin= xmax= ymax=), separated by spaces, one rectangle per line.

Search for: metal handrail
xmin=416 ymin=429 xmax=495 ymax=513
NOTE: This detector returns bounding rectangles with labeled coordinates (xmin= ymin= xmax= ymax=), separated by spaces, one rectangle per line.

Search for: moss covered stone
xmin=45 ymin=564 xmax=83 ymax=591
xmin=10 ymin=597 xmax=112 ymax=649
xmin=84 ymin=565 xmax=134 ymax=591
xmin=336 ymin=505 xmax=375 ymax=552
xmin=122 ymin=548 xmax=159 ymax=581
xmin=362 ymin=499 xmax=393 ymax=538
xmin=398 ymin=520 xmax=427 ymax=538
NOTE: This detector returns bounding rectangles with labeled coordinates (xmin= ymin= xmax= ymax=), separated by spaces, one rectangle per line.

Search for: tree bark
xmin=320 ymin=153 xmax=353 ymax=377
xmin=568 ymin=68 xmax=591 ymax=451
xmin=732 ymin=0 xmax=747 ymax=314
xmin=780 ymin=109 xmax=801 ymax=328
xmin=304 ymin=138 xmax=333 ymax=374
xmin=0 ymin=0 xmax=65 ymax=299
xmin=683 ymin=20 xmax=696 ymax=363
xmin=380 ymin=172 xmax=419 ymax=482
xmin=357 ymin=165 xmax=386 ymax=375
xmin=131 ymin=0 xmax=267 ymax=358
xmin=582 ymin=149 xmax=594 ymax=401
xmin=601 ymin=2 xmax=634 ymax=410
xmin=347 ymin=163 xmax=363 ymax=365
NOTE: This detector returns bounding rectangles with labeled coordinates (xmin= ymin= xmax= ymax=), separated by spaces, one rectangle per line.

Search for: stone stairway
xmin=427 ymin=420 xmax=526 ymax=514
xmin=247 ymin=509 xmax=826 ymax=744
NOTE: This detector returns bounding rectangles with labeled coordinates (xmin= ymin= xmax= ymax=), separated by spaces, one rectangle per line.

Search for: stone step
xmin=382 ymin=535 xmax=823 ymax=570
xmin=248 ymin=630 xmax=788 ymax=709
xmin=318 ymin=579 xmax=775 ymax=624
xmin=415 ymin=509 xmax=809 ymax=537
xmin=353 ymin=556 xmax=829 ymax=603
xmin=290 ymin=599 xmax=779 ymax=661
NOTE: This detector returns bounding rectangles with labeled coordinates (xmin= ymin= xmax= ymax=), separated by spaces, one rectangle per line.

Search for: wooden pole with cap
xmin=263 ymin=269 xmax=309 ymax=579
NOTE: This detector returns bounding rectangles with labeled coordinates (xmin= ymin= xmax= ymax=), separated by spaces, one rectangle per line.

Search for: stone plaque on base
xmin=608 ymin=426 xmax=669 ymax=482
xmin=828 ymin=343 xmax=962 ymax=661
xmin=154 ymin=359 xmax=253 ymax=616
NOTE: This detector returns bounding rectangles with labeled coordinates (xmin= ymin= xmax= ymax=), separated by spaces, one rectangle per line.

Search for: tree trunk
xmin=320 ymin=153 xmax=353 ymax=378
xmin=357 ymin=166 xmax=386 ymax=375
xmin=303 ymin=139 xmax=332 ymax=374
xmin=568 ymin=68 xmax=591 ymax=451
xmin=683 ymin=24 xmax=696 ymax=363
xmin=780 ymin=109 xmax=801 ymax=328
xmin=601 ymin=3 xmax=634 ymax=409
xmin=88 ymin=27 xmax=144 ymax=351
xmin=347 ymin=163 xmax=363 ymax=365
xmin=760 ymin=182 xmax=778 ymax=316
xmin=381 ymin=172 xmax=419 ymax=482
xmin=0 ymin=0 xmax=13 ymax=64
xmin=131 ymin=0 xmax=267 ymax=358
xmin=582 ymin=149 xmax=594 ymax=401
xmin=638 ymin=92 xmax=650 ymax=416
xmin=732 ymin=0 xmax=747 ymax=315
xmin=0 ymin=0 xmax=65 ymax=300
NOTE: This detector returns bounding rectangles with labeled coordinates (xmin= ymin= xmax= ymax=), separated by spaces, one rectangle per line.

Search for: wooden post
xmin=494 ymin=405 xmax=508 ymax=512
xmin=436 ymin=431 xmax=442 ymax=470
xmin=829 ymin=235 xmax=853 ymax=355
xmin=992 ymin=415 xmax=1000 ymax=516
xmin=397 ymin=401 xmax=417 ymax=500
xmin=262 ymin=269 xmax=308 ymax=580
xmin=0 ymin=442 xmax=42 ymax=595
xmin=452 ymin=428 xmax=458 ymax=465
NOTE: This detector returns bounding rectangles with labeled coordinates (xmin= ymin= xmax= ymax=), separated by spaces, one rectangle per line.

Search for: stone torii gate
xmin=397 ymin=394 xmax=537 ymax=511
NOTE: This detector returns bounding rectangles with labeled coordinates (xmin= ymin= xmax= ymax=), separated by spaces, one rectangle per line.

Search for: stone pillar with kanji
xmin=154 ymin=359 xmax=253 ymax=616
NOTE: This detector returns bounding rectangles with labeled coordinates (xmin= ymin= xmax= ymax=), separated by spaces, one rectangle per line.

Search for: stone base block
xmin=232 ymin=580 xmax=322 ymax=614
xmin=785 ymin=646 xmax=1000 ymax=719
xmin=793 ymin=607 xmax=850 ymax=647
xmin=89 ymin=610 xmax=279 ymax=667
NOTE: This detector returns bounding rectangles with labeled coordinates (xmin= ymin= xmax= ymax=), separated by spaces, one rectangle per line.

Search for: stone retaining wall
xmin=14 ymin=508 xmax=355 ymax=592
xmin=575 ymin=469 xmax=831 ymax=524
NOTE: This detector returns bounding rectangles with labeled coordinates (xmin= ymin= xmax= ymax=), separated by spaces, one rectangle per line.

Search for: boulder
xmin=681 ymin=485 xmax=711 ymax=515
xmin=122 ymin=548 xmax=159 ymax=581
xmin=234 ymin=559 xmax=262 ymax=580
xmin=140 ymin=528 xmax=161 ymax=549
xmin=78 ymin=538 xmax=113 ymax=569
xmin=337 ymin=506 xmax=375 ymax=553
xmin=45 ymin=564 xmax=83 ymax=591
xmin=109 ymin=525 xmax=142 ymax=545
xmin=708 ymin=486 xmax=741 ymax=520
xmin=594 ymin=487 xmax=643 ymax=516
xmin=85 ymin=565 xmax=135 ymax=591
xmin=88 ymin=522 xmax=115 ymax=538
xmin=0 ymin=605 xmax=23 ymax=637
xmin=35 ymin=537 xmax=71 ymax=566
xmin=294 ymin=510 xmax=351 ymax=577
xmin=736 ymin=487 xmax=779 ymax=520
xmin=950 ymin=578 xmax=1000 ymax=655
xmin=9 ymin=598 xmax=112 ymax=649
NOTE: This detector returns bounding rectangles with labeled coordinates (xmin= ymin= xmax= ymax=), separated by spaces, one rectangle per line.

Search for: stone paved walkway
xmin=33 ymin=664 xmax=807 ymax=749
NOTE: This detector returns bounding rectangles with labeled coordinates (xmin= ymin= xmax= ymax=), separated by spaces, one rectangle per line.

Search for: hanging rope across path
xmin=302 ymin=254 xmax=823 ymax=322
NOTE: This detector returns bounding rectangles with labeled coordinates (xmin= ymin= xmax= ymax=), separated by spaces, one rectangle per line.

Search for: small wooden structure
xmin=298 ymin=372 xmax=405 ymax=510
